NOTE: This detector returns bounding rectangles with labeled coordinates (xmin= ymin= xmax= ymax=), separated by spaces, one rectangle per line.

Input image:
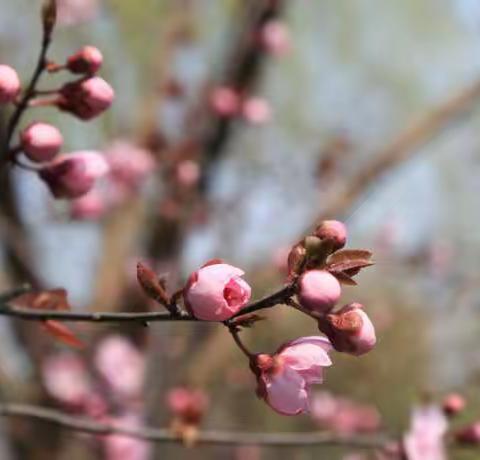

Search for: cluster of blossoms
xmin=138 ymin=220 xmax=377 ymax=416
xmin=42 ymin=335 xmax=150 ymax=460
xmin=71 ymin=140 xmax=156 ymax=220
xmin=1 ymin=41 xmax=114 ymax=199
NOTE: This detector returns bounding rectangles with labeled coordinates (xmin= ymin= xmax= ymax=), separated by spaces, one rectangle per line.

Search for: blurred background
xmin=1 ymin=0 xmax=480 ymax=459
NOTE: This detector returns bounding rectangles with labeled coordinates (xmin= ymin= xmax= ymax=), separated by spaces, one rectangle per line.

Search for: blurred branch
xmin=0 ymin=402 xmax=391 ymax=448
xmin=316 ymin=79 xmax=480 ymax=223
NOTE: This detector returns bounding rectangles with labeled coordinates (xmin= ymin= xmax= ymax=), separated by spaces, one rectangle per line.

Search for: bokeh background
xmin=1 ymin=0 xmax=480 ymax=459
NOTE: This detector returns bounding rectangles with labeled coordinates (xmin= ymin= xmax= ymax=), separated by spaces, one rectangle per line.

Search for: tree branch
xmin=0 ymin=402 xmax=391 ymax=448
xmin=0 ymin=283 xmax=296 ymax=324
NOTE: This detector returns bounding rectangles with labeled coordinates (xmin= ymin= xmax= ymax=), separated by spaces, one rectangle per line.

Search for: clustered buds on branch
xmin=1 ymin=12 xmax=114 ymax=201
xmin=135 ymin=219 xmax=376 ymax=416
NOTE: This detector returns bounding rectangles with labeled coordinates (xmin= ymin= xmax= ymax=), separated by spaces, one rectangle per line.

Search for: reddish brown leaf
xmin=331 ymin=271 xmax=358 ymax=286
xmin=137 ymin=262 xmax=169 ymax=305
xmin=11 ymin=288 xmax=71 ymax=311
xmin=327 ymin=260 xmax=374 ymax=273
xmin=326 ymin=249 xmax=374 ymax=275
xmin=328 ymin=249 xmax=373 ymax=264
xmin=43 ymin=320 xmax=84 ymax=349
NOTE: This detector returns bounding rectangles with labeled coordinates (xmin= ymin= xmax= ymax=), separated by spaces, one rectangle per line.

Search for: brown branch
xmin=0 ymin=402 xmax=391 ymax=449
xmin=315 ymin=78 xmax=480 ymax=224
xmin=0 ymin=283 xmax=296 ymax=324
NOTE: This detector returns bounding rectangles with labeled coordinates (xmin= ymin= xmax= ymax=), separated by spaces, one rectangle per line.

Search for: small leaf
xmin=11 ymin=288 xmax=71 ymax=311
xmin=328 ymin=249 xmax=373 ymax=264
xmin=331 ymin=271 xmax=358 ymax=286
xmin=137 ymin=262 xmax=169 ymax=305
xmin=41 ymin=0 xmax=57 ymax=37
xmin=43 ymin=320 xmax=84 ymax=349
xmin=327 ymin=260 xmax=374 ymax=273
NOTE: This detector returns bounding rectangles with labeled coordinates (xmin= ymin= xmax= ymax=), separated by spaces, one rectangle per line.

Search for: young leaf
xmin=43 ymin=320 xmax=84 ymax=349
xmin=137 ymin=262 xmax=169 ymax=305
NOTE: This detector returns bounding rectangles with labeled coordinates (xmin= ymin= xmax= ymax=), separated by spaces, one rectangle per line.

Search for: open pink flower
xmin=94 ymin=335 xmax=145 ymax=401
xmin=184 ymin=262 xmax=251 ymax=321
xmin=251 ymin=336 xmax=332 ymax=415
xmin=403 ymin=405 xmax=448 ymax=460
xmin=39 ymin=151 xmax=109 ymax=199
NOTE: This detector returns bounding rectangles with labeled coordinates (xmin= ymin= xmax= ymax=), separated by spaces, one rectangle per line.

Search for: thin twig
xmin=0 ymin=402 xmax=392 ymax=448
xmin=0 ymin=284 xmax=296 ymax=324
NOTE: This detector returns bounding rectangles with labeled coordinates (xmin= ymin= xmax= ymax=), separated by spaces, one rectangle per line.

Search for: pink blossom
xmin=67 ymin=46 xmax=103 ymax=74
xmin=39 ymin=151 xmax=109 ymax=199
xmin=42 ymin=352 xmax=92 ymax=408
xmin=94 ymin=335 xmax=145 ymax=400
xmin=71 ymin=189 xmax=107 ymax=220
xmin=209 ymin=86 xmax=240 ymax=117
xmin=57 ymin=0 xmax=99 ymax=26
xmin=166 ymin=387 xmax=209 ymax=425
xmin=59 ymin=77 xmax=114 ymax=120
xmin=184 ymin=262 xmax=252 ymax=321
xmin=311 ymin=391 xmax=381 ymax=435
xmin=314 ymin=220 xmax=347 ymax=250
xmin=242 ymin=97 xmax=271 ymax=125
xmin=0 ymin=65 xmax=20 ymax=104
xmin=176 ymin=160 xmax=200 ymax=188
xmin=259 ymin=20 xmax=291 ymax=57
xmin=403 ymin=405 xmax=448 ymax=460
xmin=103 ymin=415 xmax=150 ymax=460
xmin=251 ymin=336 xmax=332 ymax=415
xmin=104 ymin=140 xmax=155 ymax=190
xmin=298 ymin=270 xmax=341 ymax=314
xmin=20 ymin=122 xmax=63 ymax=162
xmin=318 ymin=303 xmax=376 ymax=356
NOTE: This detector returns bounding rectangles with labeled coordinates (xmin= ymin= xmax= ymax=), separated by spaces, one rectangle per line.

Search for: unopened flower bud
xmin=242 ymin=97 xmax=271 ymax=125
xmin=58 ymin=77 xmax=114 ymax=120
xmin=184 ymin=262 xmax=251 ymax=321
xmin=209 ymin=86 xmax=240 ymax=117
xmin=67 ymin=45 xmax=103 ymax=74
xmin=287 ymin=241 xmax=306 ymax=278
xmin=166 ymin=387 xmax=209 ymax=426
xmin=442 ymin=393 xmax=466 ymax=417
xmin=298 ymin=270 xmax=341 ymax=314
xmin=20 ymin=122 xmax=63 ymax=162
xmin=259 ymin=20 xmax=291 ymax=57
xmin=456 ymin=422 xmax=480 ymax=445
xmin=319 ymin=303 xmax=376 ymax=356
xmin=39 ymin=151 xmax=109 ymax=199
xmin=0 ymin=65 xmax=20 ymax=104
xmin=314 ymin=220 xmax=347 ymax=250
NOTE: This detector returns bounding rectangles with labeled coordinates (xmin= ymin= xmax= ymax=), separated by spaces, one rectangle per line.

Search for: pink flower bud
xmin=67 ymin=45 xmax=103 ymax=74
xmin=251 ymin=336 xmax=332 ymax=415
xmin=59 ymin=77 xmax=114 ymax=120
xmin=209 ymin=86 xmax=240 ymax=117
xmin=0 ymin=65 xmax=20 ymax=104
xmin=314 ymin=220 xmax=347 ymax=250
xmin=39 ymin=151 xmax=109 ymax=199
xmin=71 ymin=189 xmax=107 ymax=220
xmin=242 ymin=97 xmax=271 ymax=125
xmin=176 ymin=160 xmax=200 ymax=188
xmin=94 ymin=335 xmax=145 ymax=400
xmin=259 ymin=20 xmax=291 ymax=57
xmin=42 ymin=352 xmax=92 ymax=409
xmin=166 ymin=387 xmax=209 ymax=425
xmin=456 ymin=422 xmax=480 ymax=445
xmin=318 ymin=303 xmax=376 ymax=356
xmin=20 ymin=122 xmax=63 ymax=162
xmin=298 ymin=270 xmax=341 ymax=314
xmin=184 ymin=262 xmax=251 ymax=321
xmin=442 ymin=393 xmax=466 ymax=416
